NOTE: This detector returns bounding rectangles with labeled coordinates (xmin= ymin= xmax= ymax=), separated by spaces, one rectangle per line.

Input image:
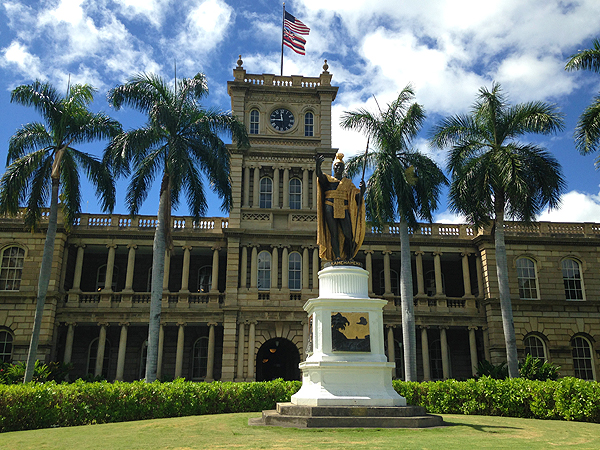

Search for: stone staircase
xmin=248 ymin=402 xmax=444 ymax=428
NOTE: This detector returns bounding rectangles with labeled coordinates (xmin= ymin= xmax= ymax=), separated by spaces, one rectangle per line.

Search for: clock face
xmin=270 ymin=108 xmax=295 ymax=131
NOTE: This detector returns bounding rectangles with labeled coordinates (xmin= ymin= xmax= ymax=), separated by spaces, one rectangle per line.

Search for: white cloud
xmin=539 ymin=190 xmax=600 ymax=223
xmin=0 ymin=41 xmax=44 ymax=80
xmin=118 ymin=0 xmax=172 ymax=28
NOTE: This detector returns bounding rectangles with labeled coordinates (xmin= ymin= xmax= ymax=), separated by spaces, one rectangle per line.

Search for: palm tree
xmin=430 ymin=82 xmax=565 ymax=378
xmin=105 ymin=73 xmax=249 ymax=382
xmin=341 ymin=86 xmax=447 ymax=381
xmin=0 ymin=80 xmax=120 ymax=382
xmin=565 ymin=39 xmax=600 ymax=162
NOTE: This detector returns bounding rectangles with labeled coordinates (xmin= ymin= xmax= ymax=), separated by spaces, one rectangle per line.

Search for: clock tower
xmin=220 ymin=57 xmax=339 ymax=380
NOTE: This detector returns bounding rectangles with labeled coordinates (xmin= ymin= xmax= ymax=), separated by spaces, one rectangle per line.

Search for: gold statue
xmin=316 ymin=153 xmax=366 ymax=261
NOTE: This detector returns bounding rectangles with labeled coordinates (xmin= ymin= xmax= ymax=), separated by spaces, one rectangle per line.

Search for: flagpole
xmin=280 ymin=3 xmax=285 ymax=76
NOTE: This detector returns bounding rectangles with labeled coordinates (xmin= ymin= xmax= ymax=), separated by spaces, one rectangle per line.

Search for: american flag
xmin=283 ymin=11 xmax=310 ymax=55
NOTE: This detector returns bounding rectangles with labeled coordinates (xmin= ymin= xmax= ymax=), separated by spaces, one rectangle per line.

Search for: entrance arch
xmin=255 ymin=338 xmax=301 ymax=381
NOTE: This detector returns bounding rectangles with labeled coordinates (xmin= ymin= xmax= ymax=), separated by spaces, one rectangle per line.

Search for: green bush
xmin=0 ymin=377 xmax=598 ymax=432
xmin=519 ymin=354 xmax=560 ymax=381
xmin=392 ymin=377 xmax=600 ymax=422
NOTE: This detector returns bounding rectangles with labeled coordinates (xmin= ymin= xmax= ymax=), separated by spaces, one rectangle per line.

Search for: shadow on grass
xmin=442 ymin=418 xmax=521 ymax=433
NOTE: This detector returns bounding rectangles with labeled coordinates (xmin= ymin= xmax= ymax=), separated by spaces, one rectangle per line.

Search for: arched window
xmin=571 ymin=336 xmax=595 ymax=380
xmin=249 ymin=109 xmax=259 ymax=134
xmin=87 ymin=338 xmax=111 ymax=379
xmin=562 ymin=258 xmax=584 ymax=300
xmin=524 ymin=334 xmax=546 ymax=360
xmin=516 ymin=257 xmax=538 ymax=299
xmin=304 ymin=112 xmax=314 ymax=137
xmin=289 ymin=252 xmax=302 ymax=290
xmin=0 ymin=329 xmax=13 ymax=362
xmin=0 ymin=246 xmax=25 ymax=291
xmin=379 ymin=269 xmax=399 ymax=295
xmin=192 ymin=337 xmax=209 ymax=379
xmin=257 ymin=251 xmax=271 ymax=290
xmin=259 ymin=177 xmax=273 ymax=209
xmin=96 ymin=264 xmax=119 ymax=291
xmin=289 ymin=178 xmax=302 ymax=209
xmin=198 ymin=266 xmax=212 ymax=293
xmin=139 ymin=340 xmax=147 ymax=379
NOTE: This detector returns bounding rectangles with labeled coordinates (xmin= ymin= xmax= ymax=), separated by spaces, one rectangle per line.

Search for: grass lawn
xmin=1 ymin=413 xmax=599 ymax=450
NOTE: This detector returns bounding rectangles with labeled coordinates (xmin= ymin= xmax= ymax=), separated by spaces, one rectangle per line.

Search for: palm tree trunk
xmin=145 ymin=175 xmax=169 ymax=382
xmin=399 ymin=220 xmax=417 ymax=381
xmin=23 ymin=177 xmax=59 ymax=383
xmin=494 ymin=209 xmax=519 ymax=378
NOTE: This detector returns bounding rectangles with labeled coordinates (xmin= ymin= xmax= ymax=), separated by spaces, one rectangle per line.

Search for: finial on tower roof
xmin=323 ymin=59 xmax=329 ymax=73
xmin=237 ymin=55 xmax=243 ymax=68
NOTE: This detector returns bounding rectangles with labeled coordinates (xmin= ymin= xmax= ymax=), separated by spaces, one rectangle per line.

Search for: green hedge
xmin=1 ymin=377 xmax=599 ymax=432
xmin=393 ymin=377 xmax=600 ymax=422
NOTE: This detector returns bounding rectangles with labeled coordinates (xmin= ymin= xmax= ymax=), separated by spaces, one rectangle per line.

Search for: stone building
xmin=0 ymin=61 xmax=598 ymax=382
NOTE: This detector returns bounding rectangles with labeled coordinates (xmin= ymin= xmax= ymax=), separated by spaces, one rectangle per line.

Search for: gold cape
xmin=316 ymin=174 xmax=366 ymax=261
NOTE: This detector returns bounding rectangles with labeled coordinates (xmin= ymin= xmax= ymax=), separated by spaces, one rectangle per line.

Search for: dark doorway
xmin=255 ymin=338 xmax=301 ymax=381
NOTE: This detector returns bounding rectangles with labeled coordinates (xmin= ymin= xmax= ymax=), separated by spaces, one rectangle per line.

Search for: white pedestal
xmin=291 ymin=265 xmax=406 ymax=407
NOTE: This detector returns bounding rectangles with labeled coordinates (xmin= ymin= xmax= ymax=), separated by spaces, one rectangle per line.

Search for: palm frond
xmin=69 ymin=148 xmax=116 ymax=213
xmin=565 ymin=38 xmax=600 ymax=72
xmin=574 ymin=95 xmax=600 ymax=156
xmin=7 ymin=123 xmax=53 ymax=163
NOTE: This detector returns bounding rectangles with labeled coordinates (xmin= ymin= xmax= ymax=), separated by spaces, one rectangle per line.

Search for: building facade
xmin=0 ymin=60 xmax=599 ymax=382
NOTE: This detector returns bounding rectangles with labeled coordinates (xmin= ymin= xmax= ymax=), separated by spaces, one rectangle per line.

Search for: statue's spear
xmin=352 ymin=138 xmax=369 ymax=258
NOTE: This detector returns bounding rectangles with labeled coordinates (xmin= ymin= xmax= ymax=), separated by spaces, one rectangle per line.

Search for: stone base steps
xmin=248 ymin=402 xmax=444 ymax=428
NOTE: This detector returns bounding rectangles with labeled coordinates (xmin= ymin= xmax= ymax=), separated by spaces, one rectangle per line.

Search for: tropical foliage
xmin=341 ymin=85 xmax=447 ymax=381
xmin=105 ymin=72 xmax=249 ymax=382
xmin=430 ymin=82 xmax=565 ymax=377
xmin=0 ymin=81 xmax=120 ymax=382
xmin=565 ymin=38 xmax=600 ymax=161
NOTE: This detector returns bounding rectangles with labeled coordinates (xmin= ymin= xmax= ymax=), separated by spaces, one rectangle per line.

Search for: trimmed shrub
xmin=0 ymin=377 xmax=598 ymax=432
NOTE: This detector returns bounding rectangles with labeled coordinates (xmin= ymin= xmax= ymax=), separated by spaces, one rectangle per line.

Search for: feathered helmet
xmin=333 ymin=152 xmax=345 ymax=167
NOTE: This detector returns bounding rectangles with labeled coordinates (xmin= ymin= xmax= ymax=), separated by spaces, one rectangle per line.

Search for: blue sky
xmin=1 ymin=0 xmax=600 ymax=223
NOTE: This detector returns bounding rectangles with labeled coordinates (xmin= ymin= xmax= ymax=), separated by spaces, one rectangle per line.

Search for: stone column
xmin=364 ymin=250 xmax=374 ymax=295
xmin=312 ymin=170 xmax=317 ymax=210
xmin=206 ymin=323 xmax=216 ymax=382
xmin=383 ymin=251 xmax=392 ymax=295
xmin=250 ymin=246 xmax=258 ymax=289
xmin=433 ymin=252 xmax=443 ymax=296
xmin=440 ymin=326 xmax=450 ymax=379
xmin=116 ymin=323 xmax=129 ymax=381
xmin=302 ymin=167 xmax=309 ymax=209
xmin=95 ymin=323 xmax=108 ymax=377
xmin=273 ymin=166 xmax=280 ymax=208
xmin=387 ymin=326 xmax=395 ymax=363
xmin=157 ymin=324 xmax=165 ymax=380
xmin=461 ymin=253 xmax=473 ymax=297
xmin=211 ymin=247 xmax=220 ymax=292
xmin=252 ymin=167 xmax=260 ymax=207
xmin=476 ymin=253 xmax=484 ymax=298
xmin=271 ymin=246 xmax=279 ymax=290
xmin=415 ymin=251 xmax=425 ymax=296
xmin=240 ymin=246 xmax=248 ymax=288
xmin=421 ymin=326 xmax=431 ymax=381
xmin=163 ymin=249 xmax=171 ymax=292
xmin=282 ymin=167 xmax=290 ymax=209
xmin=124 ymin=244 xmax=137 ymax=292
xmin=243 ymin=166 xmax=250 ymax=208
xmin=281 ymin=247 xmax=289 ymax=289
xmin=236 ymin=322 xmax=246 ymax=381
xmin=469 ymin=327 xmax=478 ymax=377
xmin=63 ymin=323 xmax=76 ymax=364
xmin=247 ymin=321 xmax=256 ymax=381
xmin=175 ymin=323 xmax=186 ymax=379
xmin=72 ymin=245 xmax=85 ymax=291
xmin=312 ymin=248 xmax=319 ymax=289
xmin=104 ymin=244 xmax=117 ymax=292
xmin=180 ymin=246 xmax=192 ymax=292
xmin=302 ymin=247 xmax=310 ymax=289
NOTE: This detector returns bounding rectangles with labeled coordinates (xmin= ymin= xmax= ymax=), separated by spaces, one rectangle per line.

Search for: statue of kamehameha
xmin=316 ymin=152 xmax=366 ymax=262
